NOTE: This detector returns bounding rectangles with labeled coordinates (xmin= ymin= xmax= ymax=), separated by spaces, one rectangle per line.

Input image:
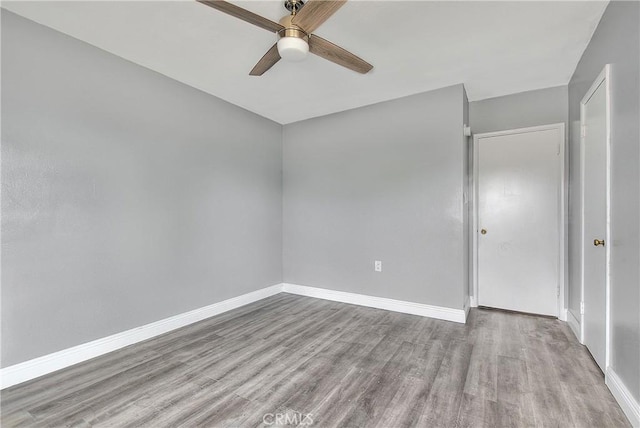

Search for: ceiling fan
xmin=197 ymin=0 xmax=373 ymax=76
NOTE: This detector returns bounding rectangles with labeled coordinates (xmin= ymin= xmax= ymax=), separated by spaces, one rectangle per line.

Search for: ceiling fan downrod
xmin=284 ymin=0 xmax=305 ymax=15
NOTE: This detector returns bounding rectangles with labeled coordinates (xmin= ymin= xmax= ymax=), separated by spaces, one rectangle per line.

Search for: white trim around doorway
xmin=579 ymin=64 xmax=611 ymax=368
xmin=471 ymin=123 xmax=567 ymax=320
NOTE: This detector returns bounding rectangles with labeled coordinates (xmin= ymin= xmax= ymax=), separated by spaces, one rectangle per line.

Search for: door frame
xmin=471 ymin=123 xmax=567 ymax=320
xmin=579 ymin=64 xmax=611 ymax=368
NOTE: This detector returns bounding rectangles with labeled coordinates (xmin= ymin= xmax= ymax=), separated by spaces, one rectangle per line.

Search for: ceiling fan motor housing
xmin=277 ymin=14 xmax=309 ymax=61
xmin=277 ymin=15 xmax=308 ymax=42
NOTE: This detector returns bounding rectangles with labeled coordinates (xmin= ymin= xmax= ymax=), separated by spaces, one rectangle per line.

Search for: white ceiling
xmin=4 ymin=1 xmax=608 ymax=124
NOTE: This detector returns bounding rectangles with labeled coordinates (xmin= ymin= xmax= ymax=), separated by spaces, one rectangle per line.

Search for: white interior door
xmin=476 ymin=125 xmax=563 ymax=316
xmin=581 ymin=67 xmax=609 ymax=372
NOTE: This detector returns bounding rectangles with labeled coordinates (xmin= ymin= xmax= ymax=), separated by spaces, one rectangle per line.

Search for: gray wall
xmin=283 ymin=85 xmax=467 ymax=310
xmin=469 ymin=86 xmax=569 ymax=135
xmin=568 ymin=1 xmax=640 ymax=401
xmin=1 ymin=11 xmax=283 ymax=367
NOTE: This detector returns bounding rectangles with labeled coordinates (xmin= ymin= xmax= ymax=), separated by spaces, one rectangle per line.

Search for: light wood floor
xmin=1 ymin=293 xmax=630 ymax=427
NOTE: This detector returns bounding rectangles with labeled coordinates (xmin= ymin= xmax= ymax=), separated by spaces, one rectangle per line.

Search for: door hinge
xmin=580 ymin=301 xmax=585 ymax=315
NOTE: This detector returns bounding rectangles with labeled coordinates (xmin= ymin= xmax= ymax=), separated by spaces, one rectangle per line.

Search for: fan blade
xmin=309 ymin=35 xmax=372 ymax=74
xmin=197 ymin=0 xmax=284 ymax=33
xmin=292 ymin=0 xmax=346 ymax=33
xmin=250 ymin=44 xmax=281 ymax=76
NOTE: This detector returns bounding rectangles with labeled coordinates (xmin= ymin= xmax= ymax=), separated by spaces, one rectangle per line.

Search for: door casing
xmin=580 ymin=64 xmax=611 ymax=369
xmin=471 ymin=123 xmax=567 ymax=320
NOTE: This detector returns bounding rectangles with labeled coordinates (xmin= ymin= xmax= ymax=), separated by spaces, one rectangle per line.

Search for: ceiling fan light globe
xmin=277 ymin=36 xmax=309 ymax=62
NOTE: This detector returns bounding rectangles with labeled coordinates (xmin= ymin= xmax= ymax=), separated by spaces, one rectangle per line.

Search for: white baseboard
xmin=0 ymin=284 xmax=283 ymax=390
xmin=470 ymin=295 xmax=478 ymax=308
xmin=1 ymin=282 xmax=472 ymax=389
xmin=606 ymin=367 xmax=640 ymax=427
xmin=567 ymin=309 xmax=581 ymax=342
xmin=558 ymin=308 xmax=568 ymax=322
xmin=281 ymin=283 xmax=467 ymax=324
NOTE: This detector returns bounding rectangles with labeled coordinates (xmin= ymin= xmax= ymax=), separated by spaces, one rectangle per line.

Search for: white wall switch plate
xmin=374 ymin=260 xmax=382 ymax=272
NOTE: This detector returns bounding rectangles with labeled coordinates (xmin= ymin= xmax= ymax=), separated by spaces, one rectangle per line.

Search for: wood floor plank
xmin=91 ymin=377 xmax=218 ymax=427
xmin=1 ymin=295 xmax=632 ymax=428
xmin=0 ymin=410 xmax=37 ymax=427
xmin=417 ymin=339 xmax=473 ymax=427
xmin=250 ymin=340 xmax=366 ymax=410
xmin=496 ymin=314 xmax=528 ymax=360
xmin=561 ymin=382 xmax=631 ymax=428
xmin=524 ymin=337 xmax=576 ymax=427
xmin=0 ymin=345 xmax=163 ymax=418
xmin=463 ymin=337 xmax=498 ymax=401
xmin=496 ymin=355 xmax=537 ymax=426
xmin=455 ymin=392 xmax=499 ymax=428
xmin=306 ymin=367 xmax=378 ymax=427
xmin=233 ymin=312 xmax=363 ymax=401
xmin=31 ymin=360 xmax=190 ymax=427
xmin=374 ymin=348 xmax=448 ymax=428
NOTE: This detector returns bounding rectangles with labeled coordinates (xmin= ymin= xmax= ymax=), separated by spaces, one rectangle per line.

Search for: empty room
xmin=1 ymin=0 xmax=639 ymax=427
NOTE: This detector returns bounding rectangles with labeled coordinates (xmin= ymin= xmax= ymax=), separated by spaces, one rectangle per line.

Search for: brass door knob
xmin=480 ymin=229 xmax=487 ymax=235
xmin=594 ymin=239 xmax=605 ymax=247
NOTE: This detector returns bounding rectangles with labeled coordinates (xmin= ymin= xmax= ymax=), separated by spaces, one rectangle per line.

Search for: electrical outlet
xmin=374 ymin=260 xmax=382 ymax=272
